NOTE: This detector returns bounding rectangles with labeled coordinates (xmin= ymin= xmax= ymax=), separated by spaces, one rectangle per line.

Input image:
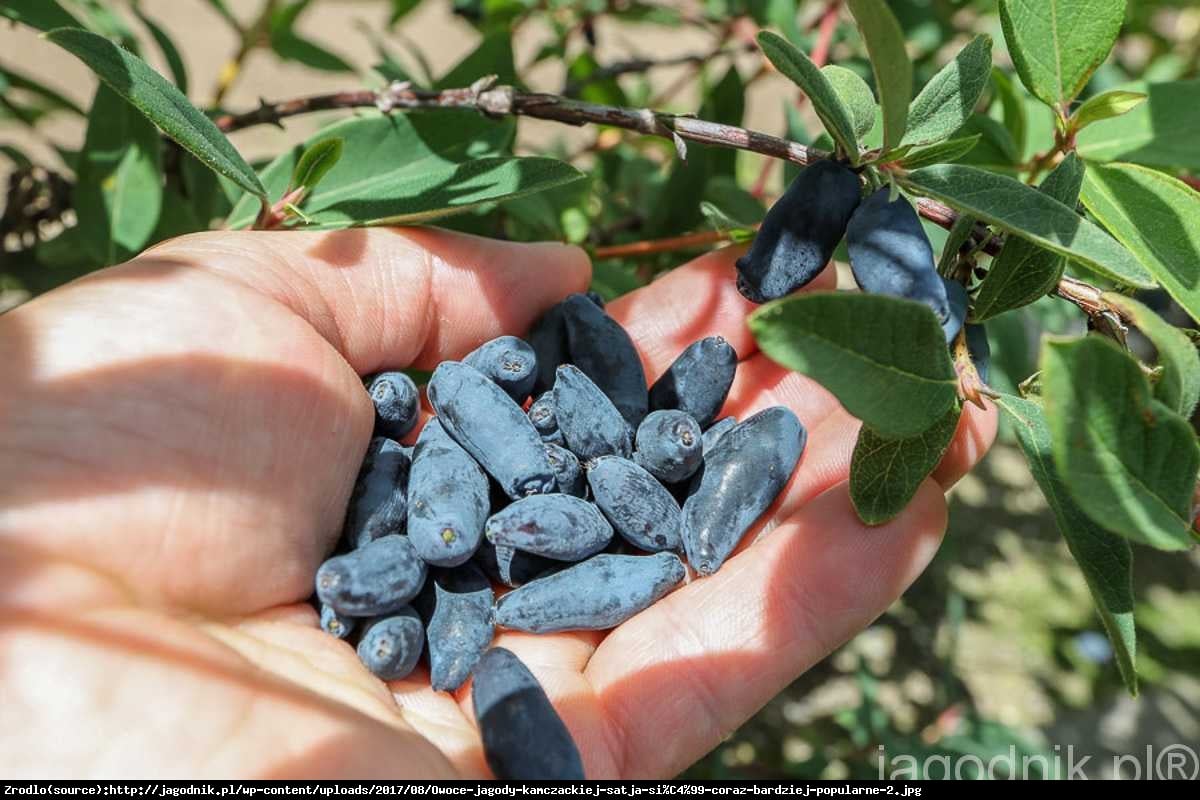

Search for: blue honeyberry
xmin=357 ymin=607 xmax=424 ymax=681
xmin=735 ymin=159 xmax=862 ymax=303
xmin=464 ymin=335 xmax=538 ymax=403
xmin=634 ymin=409 xmax=703 ymax=484
xmin=587 ymin=455 xmax=682 ymax=553
xmin=343 ymin=436 xmax=410 ymax=550
xmin=681 ymin=407 xmax=806 ymax=575
xmin=485 ymin=493 xmax=612 ymax=563
xmin=648 ymin=336 xmax=737 ymax=429
xmin=552 ymin=364 xmax=633 ymax=463
xmin=493 ymin=552 xmax=686 ymax=633
xmin=407 ymin=418 xmax=489 ymax=568
xmin=315 ymin=534 xmax=427 ymax=616
xmin=472 ymin=648 xmax=585 ymax=779
xmin=423 ymin=564 xmax=494 ymax=692
xmin=846 ymin=188 xmax=951 ymax=328
xmin=561 ymin=293 xmax=648 ymax=427
xmin=428 ymin=361 xmax=556 ymax=499
xmin=366 ymin=372 xmax=420 ymax=441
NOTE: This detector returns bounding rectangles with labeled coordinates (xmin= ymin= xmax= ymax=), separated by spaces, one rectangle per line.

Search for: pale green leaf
xmin=897 ymin=135 xmax=979 ymax=170
xmin=820 ymin=65 xmax=876 ymax=140
xmin=44 ymin=28 xmax=266 ymax=200
xmin=903 ymin=35 xmax=993 ymax=147
xmin=1042 ymin=336 xmax=1198 ymax=551
xmin=850 ymin=402 xmax=961 ymax=525
xmin=1101 ymin=293 xmax=1200 ymax=418
xmin=1069 ymin=89 xmax=1146 ymax=132
xmin=73 ymin=85 xmax=163 ymax=266
xmin=290 ymin=137 xmax=343 ymax=194
xmin=750 ymin=292 xmax=958 ymax=438
xmin=1077 ymin=81 xmax=1200 ymax=171
xmin=995 ymin=393 xmax=1137 ymax=695
xmin=845 ymin=0 xmax=912 ymax=152
xmin=973 ymin=153 xmax=1084 ymax=321
xmin=990 ymin=67 xmax=1028 ymax=158
xmin=757 ymin=31 xmax=860 ymax=164
xmin=903 ymin=164 xmax=1152 ymax=287
xmin=999 ymin=0 xmax=1126 ymax=108
xmin=1080 ymin=162 xmax=1200 ymax=325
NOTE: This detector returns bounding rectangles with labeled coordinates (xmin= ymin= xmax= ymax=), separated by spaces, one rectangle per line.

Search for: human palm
xmin=0 ymin=227 xmax=995 ymax=778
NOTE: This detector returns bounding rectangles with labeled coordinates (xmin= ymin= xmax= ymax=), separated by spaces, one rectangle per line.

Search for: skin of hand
xmin=0 ymin=227 xmax=996 ymax=779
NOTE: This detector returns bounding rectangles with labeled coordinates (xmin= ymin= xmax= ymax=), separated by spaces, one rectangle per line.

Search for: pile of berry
xmin=313 ymin=292 xmax=805 ymax=778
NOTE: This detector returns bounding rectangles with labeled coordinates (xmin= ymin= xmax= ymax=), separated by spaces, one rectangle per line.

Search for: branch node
xmin=477 ymin=85 xmax=514 ymax=117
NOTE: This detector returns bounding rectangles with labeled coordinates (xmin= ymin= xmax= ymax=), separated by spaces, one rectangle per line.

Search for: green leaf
xmin=903 ymin=164 xmax=1152 ymax=287
xmin=700 ymin=201 xmax=756 ymax=243
xmin=0 ymin=0 xmax=81 ymax=31
xmin=936 ymin=211 xmax=977 ymax=277
xmin=990 ymin=67 xmax=1028 ymax=159
xmin=437 ymin=29 xmax=517 ymax=88
xmin=132 ymin=2 xmax=189 ymax=94
xmin=269 ymin=0 xmax=354 ymax=73
xmin=0 ymin=64 xmax=85 ymax=116
xmin=0 ymin=143 xmax=33 ymax=168
xmin=902 ymin=35 xmax=993 ymax=147
xmin=73 ymin=84 xmax=163 ymax=266
xmin=850 ymin=402 xmax=961 ymax=525
xmin=1042 ymin=336 xmax=1199 ymax=551
xmin=973 ymin=153 xmax=1084 ymax=321
xmin=845 ymin=0 xmax=911 ymax=152
xmin=995 ymin=393 xmax=1137 ymax=696
xmin=750 ymin=292 xmax=958 ymax=438
xmin=1077 ymin=81 xmax=1200 ymax=172
xmin=388 ymin=0 xmax=421 ymax=26
xmin=45 ymin=28 xmax=266 ymax=201
xmin=1080 ymin=162 xmax=1200 ymax=326
xmin=953 ymin=114 xmax=1020 ymax=172
xmin=999 ymin=0 xmax=1126 ymax=109
xmin=820 ymin=65 xmax=876 ymax=140
xmin=757 ymin=31 xmax=860 ymax=164
xmin=897 ymin=135 xmax=979 ymax=170
xmin=1069 ymin=89 xmax=1145 ymax=132
xmin=1101 ymin=293 xmax=1200 ymax=418
xmin=227 ymin=112 xmax=578 ymax=230
xmin=290 ymin=137 xmax=343 ymax=195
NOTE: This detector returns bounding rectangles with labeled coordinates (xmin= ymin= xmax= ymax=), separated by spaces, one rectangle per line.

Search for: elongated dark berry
xmin=494 ymin=552 xmax=685 ymax=633
xmin=428 ymin=361 xmax=555 ymax=499
xmin=552 ymin=365 xmax=633 ymax=463
xmin=472 ymin=648 xmax=584 ymax=779
xmin=344 ymin=436 xmax=410 ymax=549
xmin=682 ymin=407 xmax=805 ymax=575
xmin=485 ymin=494 xmax=612 ymax=562
xmin=634 ymin=409 xmax=703 ymax=484
xmin=423 ymin=564 xmax=494 ymax=692
xmin=648 ymin=336 xmax=737 ymax=428
xmin=587 ymin=456 xmax=682 ymax=552
xmin=320 ymin=603 xmax=356 ymax=640
xmin=357 ymin=607 xmax=424 ymax=681
xmin=366 ymin=372 xmax=419 ymax=440
xmin=561 ymin=294 xmax=648 ymax=426
xmin=407 ymin=418 xmax=489 ymax=568
xmin=846 ymin=188 xmax=950 ymax=326
xmin=544 ymin=442 xmax=585 ymax=497
xmin=316 ymin=534 xmax=427 ymax=616
xmin=701 ymin=416 xmax=736 ymax=456
xmin=527 ymin=303 xmax=568 ymax=396
xmin=735 ymin=159 xmax=862 ymax=303
xmin=464 ymin=335 xmax=538 ymax=403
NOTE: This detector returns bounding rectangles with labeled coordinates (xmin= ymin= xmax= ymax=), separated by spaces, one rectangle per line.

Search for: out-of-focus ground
xmin=3 ymin=0 xmax=1198 ymax=779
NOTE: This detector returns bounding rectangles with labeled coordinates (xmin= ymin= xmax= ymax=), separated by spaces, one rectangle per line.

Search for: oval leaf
xmin=1069 ymin=89 xmax=1146 ymax=133
xmin=903 ymin=164 xmax=1152 ymax=287
xmin=758 ymin=31 xmax=861 ymax=164
xmin=0 ymin=0 xmax=81 ymax=31
xmin=996 ymin=393 xmax=1137 ymax=696
xmin=821 ymin=65 xmax=876 ymax=140
xmin=897 ymin=135 xmax=979 ymax=170
xmin=850 ymin=402 xmax=961 ymax=525
xmin=750 ymin=292 xmax=958 ymax=438
xmin=291 ymin=137 xmax=344 ymax=194
xmin=999 ymin=0 xmax=1126 ymax=109
xmin=44 ymin=27 xmax=267 ymax=200
xmin=1080 ymin=162 xmax=1200 ymax=327
xmin=845 ymin=0 xmax=912 ymax=152
xmin=1077 ymin=81 xmax=1200 ymax=172
xmin=1102 ymin=293 xmax=1200 ymax=418
xmin=1042 ymin=336 xmax=1199 ymax=551
xmin=972 ymin=153 xmax=1084 ymax=321
xmin=902 ymin=35 xmax=993 ymax=147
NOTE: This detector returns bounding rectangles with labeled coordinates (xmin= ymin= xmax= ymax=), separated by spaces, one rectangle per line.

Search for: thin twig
xmin=592 ymin=228 xmax=743 ymax=259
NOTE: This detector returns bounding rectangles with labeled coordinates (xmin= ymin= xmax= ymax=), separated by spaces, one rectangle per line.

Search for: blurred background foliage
xmin=2 ymin=0 xmax=1199 ymax=779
